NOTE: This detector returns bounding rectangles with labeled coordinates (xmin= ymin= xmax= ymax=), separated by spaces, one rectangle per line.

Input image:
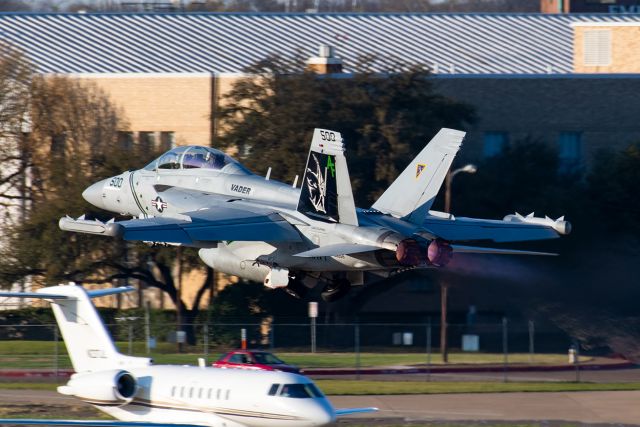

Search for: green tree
xmin=588 ymin=143 xmax=640 ymax=238
xmin=217 ymin=55 xmax=475 ymax=206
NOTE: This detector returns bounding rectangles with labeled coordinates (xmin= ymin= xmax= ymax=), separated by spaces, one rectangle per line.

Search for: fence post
xmin=53 ymin=324 xmax=59 ymax=380
xmin=502 ymin=317 xmax=508 ymax=383
xmin=426 ymin=319 xmax=432 ymax=382
xmin=269 ymin=324 xmax=275 ymax=350
xmin=128 ymin=324 xmax=133 ymax=355
xmin=574 ymin=339 xmax=581 ymax=383
xmin=528 ymin=320 xmax=535 ymax=364
xmin=203 ymin=323 xmax=209 ymax=358
xmin=144 ymin=300 xmax=151 ymax=356
xmin=310 ymin=317 xmax=317 ymax=354
xmin=354 ymin=322 xmax=361 ymax=380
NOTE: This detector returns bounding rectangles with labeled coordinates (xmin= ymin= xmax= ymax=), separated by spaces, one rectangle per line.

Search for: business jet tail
xmin=0 ymin=284 xmax=151 ymax=373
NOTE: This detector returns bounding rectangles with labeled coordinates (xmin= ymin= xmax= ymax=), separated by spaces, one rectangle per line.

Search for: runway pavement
xmin=1 ymin=389 xmax=639 ymax=425
xmin=330 ymin=391 xmax=640 ymax=425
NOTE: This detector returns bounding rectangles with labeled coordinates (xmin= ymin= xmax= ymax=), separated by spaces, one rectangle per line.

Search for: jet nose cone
xmin=82 ymin=180 xmax=106 ymax=209
xmin=306 ymin=403 xmax=335 ymax=426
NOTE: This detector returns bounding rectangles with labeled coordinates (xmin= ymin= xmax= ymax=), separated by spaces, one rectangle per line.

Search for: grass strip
xmin=315 ymin=380 xmax=640 ymax=395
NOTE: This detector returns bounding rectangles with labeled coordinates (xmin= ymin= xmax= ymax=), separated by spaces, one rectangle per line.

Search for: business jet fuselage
xmin=0 ymin=285 xmax=372 ymax=427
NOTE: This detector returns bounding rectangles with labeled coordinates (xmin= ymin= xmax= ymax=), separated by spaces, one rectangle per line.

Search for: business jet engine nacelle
xmin=58 ymin=369 xmax=137 ymax=406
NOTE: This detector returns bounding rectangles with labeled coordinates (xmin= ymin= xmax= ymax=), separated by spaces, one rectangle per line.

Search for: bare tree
xmin=0 ymin=47 xmax=33 ymax=228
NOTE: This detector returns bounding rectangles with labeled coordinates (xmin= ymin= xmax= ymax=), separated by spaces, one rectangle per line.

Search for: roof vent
xmin=307 ymin=45 xmax=343 ymax=74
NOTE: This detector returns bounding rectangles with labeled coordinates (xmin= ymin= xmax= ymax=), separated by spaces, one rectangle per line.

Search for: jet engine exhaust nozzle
xmin=395 ymin=239 xmax=423 ymax=266
xmin=427 ymin=239 xmax=452 ymax=267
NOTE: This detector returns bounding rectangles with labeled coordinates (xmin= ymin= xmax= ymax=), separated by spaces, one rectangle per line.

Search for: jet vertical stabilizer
xmin=0 ymin=285 xmax=151 ymax=373
xmin=297 ymin=128 xmax=358 ymax=225
xmin=372 ymin=128 xmax=465 ymax=224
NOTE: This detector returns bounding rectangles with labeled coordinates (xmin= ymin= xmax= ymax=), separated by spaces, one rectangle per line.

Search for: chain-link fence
xmin=0 ymin=319 xmax=577 ymax=373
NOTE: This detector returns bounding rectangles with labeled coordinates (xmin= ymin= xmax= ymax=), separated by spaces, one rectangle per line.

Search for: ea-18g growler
xmin=60 ymin=128 xmax=570 ymax=301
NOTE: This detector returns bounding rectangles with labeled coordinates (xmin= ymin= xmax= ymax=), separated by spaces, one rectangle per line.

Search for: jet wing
xmin=60 ymin=206 xmax=302 ymax=245
xmin=334 ymin=407 xmax=379 ymax=416
xmin=422 ymin=212 xmax=570 ymax=243
xmin=0 ymin=421 xmax=205 ymax=427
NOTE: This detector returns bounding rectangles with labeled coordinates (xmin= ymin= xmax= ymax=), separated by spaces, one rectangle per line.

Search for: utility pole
xmin=176 ymin=246 xmax=183 ymax=353
xmin=440 ymin=164 xmax=477 ymax=363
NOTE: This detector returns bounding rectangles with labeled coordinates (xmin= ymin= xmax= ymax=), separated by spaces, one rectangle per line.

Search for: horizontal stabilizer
xmin=451 ymin=245 xmax=557 ymax=256
xmin=294 ymin=243 xmax=381 ymax=258
xmin=0 ymin=420 xmax=206 ymax=427
xmin=87 ymin=286 xmax=136 ymax=298
xmin=335 ymin=407 xmax=379 ymax=416
xmin=0 ymin=286 xmax=135 ymax=301
xmin=0 ymin=292 xmax=68 ymax=300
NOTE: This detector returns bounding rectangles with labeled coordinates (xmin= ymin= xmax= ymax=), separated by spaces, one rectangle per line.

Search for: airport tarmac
xmin=2 ymin=388 xmax=639 ymax=426
xmin=311 ymin=366 xmax=640 ymax=383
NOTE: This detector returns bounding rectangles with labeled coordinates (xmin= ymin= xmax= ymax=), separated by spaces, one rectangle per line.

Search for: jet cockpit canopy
xmin=144 ymin=146 xmax=250 ymax=175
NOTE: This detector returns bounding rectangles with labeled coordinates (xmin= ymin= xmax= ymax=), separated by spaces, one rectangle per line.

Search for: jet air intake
xmin=57 ymin=369 xmax=137 ymax=406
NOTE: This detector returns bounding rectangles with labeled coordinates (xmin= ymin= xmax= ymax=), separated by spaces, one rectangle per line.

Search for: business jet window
xmin=268 ymin=384 xmax=280 ymax=396
xmin=182 ymin=146 xmax=229 ymax=170
xmin=279 ymin=383 xmax=324 ymax=399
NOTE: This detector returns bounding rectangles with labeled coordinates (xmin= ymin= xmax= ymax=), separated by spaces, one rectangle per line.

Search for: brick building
xmin=541 ymin=0 xmax=640 ymax=14
xmin=0 ymin=13 xmax=637 ymax=173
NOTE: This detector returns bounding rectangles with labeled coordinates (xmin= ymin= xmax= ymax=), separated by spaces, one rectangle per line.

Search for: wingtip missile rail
xmin=59 ymin=215 xmax=124 ymax=237
xmin=503 ymin=212 xmax=571 ymax=235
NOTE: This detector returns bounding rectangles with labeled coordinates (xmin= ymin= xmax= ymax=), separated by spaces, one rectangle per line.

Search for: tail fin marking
xmin=297 ymin=129 xmax=358 ymax=226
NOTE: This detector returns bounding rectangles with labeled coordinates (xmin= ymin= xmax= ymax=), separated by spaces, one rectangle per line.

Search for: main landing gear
xmin=320 ymin=278 xmax=351 ymax=302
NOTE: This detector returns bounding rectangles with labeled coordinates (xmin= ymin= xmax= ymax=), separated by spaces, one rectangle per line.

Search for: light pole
xmin=440 ymin=163 xmax=477 ymax=363
xmin=444 ymin=164 xmax=477 ymax=214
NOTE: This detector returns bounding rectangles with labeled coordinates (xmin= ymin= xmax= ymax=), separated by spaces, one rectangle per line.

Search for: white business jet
xmin=0 ymin=284 xmax=375 ymax=427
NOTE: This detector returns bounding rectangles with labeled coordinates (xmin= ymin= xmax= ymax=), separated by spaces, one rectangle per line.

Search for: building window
xmin=51 ymin=134 xmax=66 ymax=157
xmin=117 ymin=131 xmax=134 ymax=150
xmin=584 ymin=30 xmax=611 ymax=67
xmin=160 ymin=131 xmax=175 ymax=151
xmin=557 ymin=132 xmax=582 ymax=174
xmin=139 ymin=131 xmax=156 ymax=151
xmin=483 ymin=132 xmax=508 ymax=157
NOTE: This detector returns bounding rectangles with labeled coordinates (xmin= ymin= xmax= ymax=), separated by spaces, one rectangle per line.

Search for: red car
xmin=212 ymin=350 xmax=300 ymax=373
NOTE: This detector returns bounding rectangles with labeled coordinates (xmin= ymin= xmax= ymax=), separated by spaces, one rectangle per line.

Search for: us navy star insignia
xmin=151 ymin=196 xmax=167 ymax=213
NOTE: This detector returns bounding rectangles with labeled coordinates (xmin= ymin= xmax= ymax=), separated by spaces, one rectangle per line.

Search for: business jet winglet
xmin=60 ymin=128 xmax=570 ymax=302
xmin=0 ymin=285 xmax=377 ymax=427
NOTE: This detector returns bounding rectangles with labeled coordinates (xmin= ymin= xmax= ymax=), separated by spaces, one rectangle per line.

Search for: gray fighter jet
xmin=60 ymin=128 xmax=571 ymax=301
